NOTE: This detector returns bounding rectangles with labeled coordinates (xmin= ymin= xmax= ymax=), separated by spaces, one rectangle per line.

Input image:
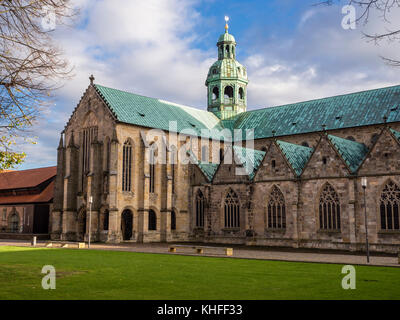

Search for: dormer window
xmin=212 ymin=68 xmax=218 ymax=75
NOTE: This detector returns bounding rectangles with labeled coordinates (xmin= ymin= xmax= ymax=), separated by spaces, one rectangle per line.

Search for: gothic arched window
xmin=170 ymin=148 xmax=176 ymax=195
xmin=224 ymin=189 xmax=240 ymax=228
xmin=122 ymin=140 xmax=132 ymax=192
xmin=195 ymin=190 xmax=204 ymax=228
xmin=149 ymin=145 xmax=156 ymax=193
xmin=267 ymin=186 xmax=286 ymax=229
xmin=319 ymin=183 xmax=341 ymax=230
xmin=380 ymin=181 xmax=400 ymax=230
xmin=148 ymin=210 xmax=157 ymax=231
xmin=171 ymin=210 xmax=176 ymax=231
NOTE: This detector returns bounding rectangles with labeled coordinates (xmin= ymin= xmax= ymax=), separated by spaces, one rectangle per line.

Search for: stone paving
xmin=1 ymin=239 xmax=399 ymax=267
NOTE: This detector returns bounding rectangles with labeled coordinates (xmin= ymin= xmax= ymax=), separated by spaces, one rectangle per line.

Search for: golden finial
xmin=224 ymin=16 xmax=229 ymax=33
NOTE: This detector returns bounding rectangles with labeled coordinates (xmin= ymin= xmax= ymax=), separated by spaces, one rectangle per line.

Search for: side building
xmin=0 ymin=166 xmax=56 ymax=238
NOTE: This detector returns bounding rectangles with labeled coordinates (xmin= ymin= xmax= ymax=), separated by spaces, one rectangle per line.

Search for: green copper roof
xmin=188 ymin=150 xmax=219 ymax=182
xmin=206 ymin=59 xmax=248 ymax=84
xmin=327 ymin=134 xmax=369 ymax=173
xmin=232 ymin=145 xmax=265 ymax=180
xmin=218 ymin=32 xmax=235 ymax=43
xmin=94 ymin=83 xmax=400 ymax=145
xmin=390 ymin=128 xmax=400 ymax=141
xmin=94 ymin=84 xmax=227 ymax=140
xmin=276 ymin=140 xmax=313 ymax=176
xmin=234 ymin=85 xmax=400 ymax=140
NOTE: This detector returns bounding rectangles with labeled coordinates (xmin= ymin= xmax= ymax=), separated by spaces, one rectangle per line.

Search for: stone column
xmin=107 ymin=129 xmax=120 ymax=242
xmin=51 ymin=135 xmax=65 ymax=240
xmin=61 ymin=132 xmax=79 ymax=241
xmin=137 ymin=137 xmax=151 ymax=243
xmin=348 ymin=178 xmax=357 ymax=251
xmin=161 ymin=147 xmax=173 ymax=242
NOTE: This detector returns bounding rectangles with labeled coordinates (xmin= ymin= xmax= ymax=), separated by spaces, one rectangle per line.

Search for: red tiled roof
xmin=0 ymin=166 xmax=56 ymax=190
xmin=0 ymin=180 xmax=54 ymax=204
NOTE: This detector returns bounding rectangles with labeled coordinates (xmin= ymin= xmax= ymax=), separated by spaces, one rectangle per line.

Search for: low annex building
xmin=51 ymin=22 xmax=400 ymax=253
xmin=0 ymin=166 xmax=56 ymax=235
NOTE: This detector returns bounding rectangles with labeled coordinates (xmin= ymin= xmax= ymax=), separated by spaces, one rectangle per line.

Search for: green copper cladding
xmin=232 ymin=145 xmax=265 ymax=180
xmin=205 ymin=23 xmax=248 ymax=120
xmin=188 ymin=150 xmax=219 ymax=182
xmin=94 ymin=84 xmax=228 ymax=140
xmin=390 ymin=128 xmax=400 ymax=141
xmin=327 ymin=134 xmax=369 ymax=173
xmin=276 ymin=140 xmax=313 ymax=176
xmin=233 ymin=85 xmax=400 ymax=140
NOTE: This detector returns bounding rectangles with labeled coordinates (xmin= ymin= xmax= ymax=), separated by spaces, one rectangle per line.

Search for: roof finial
xmin=224 ymin=16 xmax=229 ymax=33
xmin=89 ymin=74 xmax=95 ymax=85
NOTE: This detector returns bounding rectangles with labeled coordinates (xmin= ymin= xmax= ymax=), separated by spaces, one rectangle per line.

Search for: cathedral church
xmin=51 ymin=22 xmax=400 ymax=253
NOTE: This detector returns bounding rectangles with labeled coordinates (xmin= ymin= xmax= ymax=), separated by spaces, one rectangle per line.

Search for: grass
xmin=0 ymin=245 xmax=399 ymax=300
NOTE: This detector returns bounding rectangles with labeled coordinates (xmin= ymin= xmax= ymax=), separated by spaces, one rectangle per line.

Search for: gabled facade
xmin=51 ymin=23 xmax=400 ymax=253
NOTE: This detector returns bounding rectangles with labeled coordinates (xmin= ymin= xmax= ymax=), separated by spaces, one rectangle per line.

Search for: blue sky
xmin=17 ymin=0 xmax=400 ymax=170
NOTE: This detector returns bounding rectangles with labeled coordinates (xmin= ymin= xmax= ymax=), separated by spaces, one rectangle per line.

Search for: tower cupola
xmin=205 ymin=17 xmax=248 ymax=120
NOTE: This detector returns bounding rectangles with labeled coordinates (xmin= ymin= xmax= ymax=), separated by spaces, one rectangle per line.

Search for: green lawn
xmin=0 ymin=246 xmax=399 ymax=300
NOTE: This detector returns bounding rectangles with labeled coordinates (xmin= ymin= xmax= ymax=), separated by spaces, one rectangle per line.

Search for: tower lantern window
xmin=239 ymin=87 xmax=244 ymax=100
xmin=212 ymin=87 xmax=219 ymax=101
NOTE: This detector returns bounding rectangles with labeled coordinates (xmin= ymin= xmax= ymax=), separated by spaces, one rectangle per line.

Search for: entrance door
xmin=121 ymin=210 xmax=133 ymax=240
xmin=33 ymin=205 xmax=50 ymax=234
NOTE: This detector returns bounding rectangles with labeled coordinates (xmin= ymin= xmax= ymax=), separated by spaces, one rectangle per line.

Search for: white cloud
xmin=17 ymin=1 xmax=400 ymax=169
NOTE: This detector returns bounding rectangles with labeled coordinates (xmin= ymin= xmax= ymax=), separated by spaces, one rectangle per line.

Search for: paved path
xmin=1 ymin=239 xmax=398 ymax=267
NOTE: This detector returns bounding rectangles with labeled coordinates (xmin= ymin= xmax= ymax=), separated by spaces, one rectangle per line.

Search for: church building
xmin=51 ymin=22 xmax=400 ymax=253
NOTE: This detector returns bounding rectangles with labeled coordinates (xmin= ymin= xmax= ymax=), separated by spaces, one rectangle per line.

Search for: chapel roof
xmin=0 ymin=166 xmax=56 ymax=191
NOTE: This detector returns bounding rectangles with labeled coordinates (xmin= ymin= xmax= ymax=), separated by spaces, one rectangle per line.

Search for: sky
xmin=17 ymin=0 xmax=400 ymax=170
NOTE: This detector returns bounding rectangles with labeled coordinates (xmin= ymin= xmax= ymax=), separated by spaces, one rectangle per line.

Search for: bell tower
xmin=205 ymin=17 xmax=249 ymax=120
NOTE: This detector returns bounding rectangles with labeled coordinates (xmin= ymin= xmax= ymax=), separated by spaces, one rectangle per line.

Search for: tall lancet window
xmin=82 ymin=112 xmax=98 ymax=183
xmin=122 ymin=140 xmax=132 ymax=192
xmin=149 ymin=145 xmax=156 ymax=194
xmin=171 ymin=149 xmax=176 ymax=195
xmin=267 ymin=186 xmax=286 ymax=229
xmin=319 ymin=183 xmax=341 ymax=230
xmin=380 ymin=180 xmax=400 ymax=230
xmin=224 ymin=189 xmax=240 ymax=229
xmin=82 ymin=126 xmax=98 ymax=174
xmin=195 ymin=190 xmax=205 ymax=228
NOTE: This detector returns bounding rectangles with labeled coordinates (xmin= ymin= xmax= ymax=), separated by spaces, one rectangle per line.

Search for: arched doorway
xmin=77 ymin=210 xmax=86 ymax=241
xmin=121 ymin=210 xmax=133 ymax=240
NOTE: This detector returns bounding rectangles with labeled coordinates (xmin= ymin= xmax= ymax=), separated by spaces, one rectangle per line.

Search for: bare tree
xmin=0 ymin=0 xmax=76 ymax=170
xmin=317 ymin=0 xmax=400 ymax=66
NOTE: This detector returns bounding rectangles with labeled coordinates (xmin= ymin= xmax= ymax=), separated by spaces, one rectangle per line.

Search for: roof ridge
xmin=0 ymin=166 xmax=57 ymax=174
xmin=243 ymin=83 xmax=400 ymax=115
xmin=94 ymin=83 xmax=207 ymax=114
xmin=276 ymin=139 xmax=313 ymax=151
